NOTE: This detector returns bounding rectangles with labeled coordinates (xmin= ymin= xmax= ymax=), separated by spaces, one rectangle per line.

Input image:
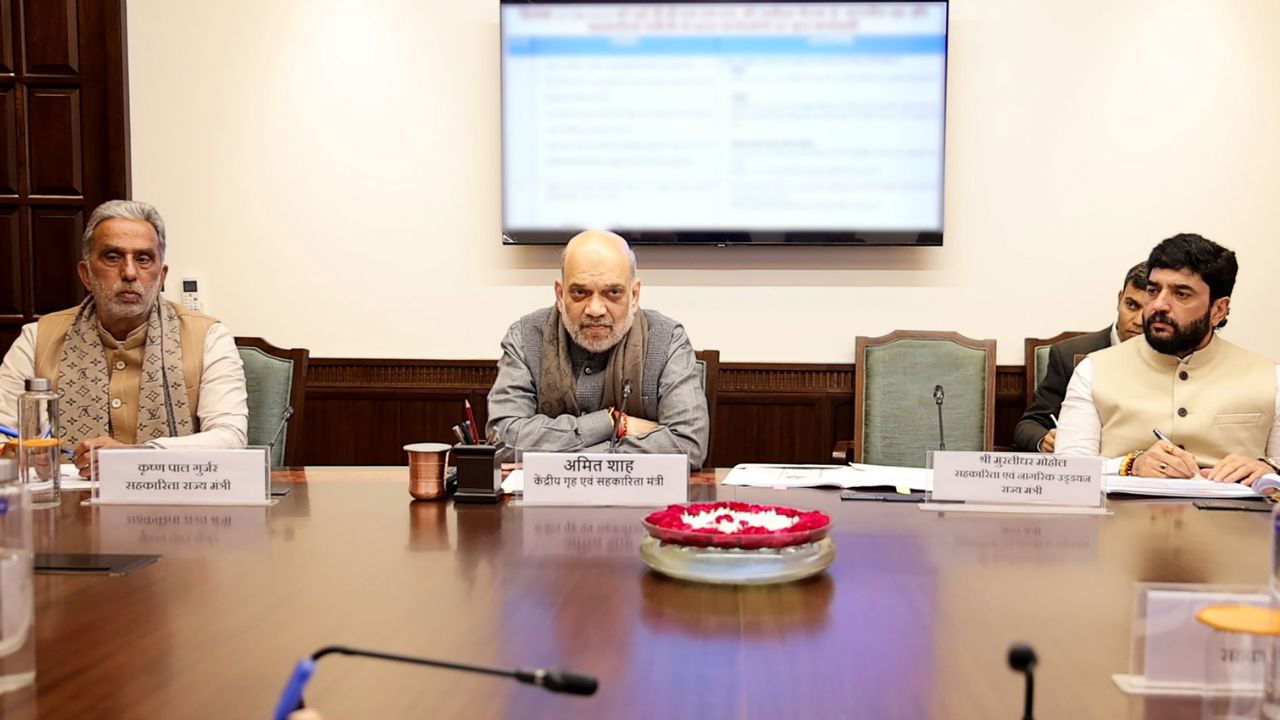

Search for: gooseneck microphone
xmin=268 ymin=405 xmax=295 ymax=457
xmin=1007 ymin=643 xmax=1037 ymax=720
xmin=273 ymin=645 xmax=598 ymax=719
xmin=933 ymin=385 xmax=946 ymax=451
xmin=610 ymin=380 xmax=633 ymax=452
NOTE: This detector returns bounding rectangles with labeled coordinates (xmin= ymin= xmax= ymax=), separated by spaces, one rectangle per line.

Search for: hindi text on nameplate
xmin=522 ymin=453 xmax=688 ymax=506
xmin=931 ymin=451 xmax=1103 ymax=506
xmin=92 ymin=448 xmax=271 ymax=506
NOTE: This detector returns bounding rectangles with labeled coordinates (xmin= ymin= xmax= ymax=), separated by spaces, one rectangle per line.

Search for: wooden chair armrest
xmin=832 ymin=440 xmax=856 ymax=464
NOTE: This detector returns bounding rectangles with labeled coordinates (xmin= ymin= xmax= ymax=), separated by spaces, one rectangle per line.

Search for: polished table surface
xmin=5 ymin=467 xmax=1273 ymax=719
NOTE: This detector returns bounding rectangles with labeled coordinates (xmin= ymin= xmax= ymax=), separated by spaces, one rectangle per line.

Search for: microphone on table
xmin=610 ymin=380 xmax=633 ymax=452
xmin=268 ymin=405 xmax=295 ymax=461
xmin=272 ymin=645 xmax=598 ymax=720
xmin=933 ymin=385 xmax=946 ymax=451
xmin=1007 ymin=643 xmax=1037 ymax=720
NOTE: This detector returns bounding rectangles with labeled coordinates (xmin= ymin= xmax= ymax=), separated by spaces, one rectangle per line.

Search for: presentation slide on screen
xmin=502 ymin=2 xmax=947 ymax=233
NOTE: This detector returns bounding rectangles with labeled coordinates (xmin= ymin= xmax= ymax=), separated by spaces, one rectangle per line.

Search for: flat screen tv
xmin=501 ymin=0 xmax=949 ymax=246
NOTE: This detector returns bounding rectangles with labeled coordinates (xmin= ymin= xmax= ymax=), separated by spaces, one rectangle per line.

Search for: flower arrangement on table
xmin=643 ymin=501 xmax=831 ymax=550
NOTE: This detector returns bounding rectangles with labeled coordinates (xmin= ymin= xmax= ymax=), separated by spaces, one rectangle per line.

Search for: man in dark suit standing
xmin=1013 ymin=262 xmax=1149 ymax=452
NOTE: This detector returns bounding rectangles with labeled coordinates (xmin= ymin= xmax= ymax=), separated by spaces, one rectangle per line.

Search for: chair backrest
xmin=855 ymin=331 xmax=996 ymax=467
xmin=1022 ymin=332 xmax=1088 ymax=407
xmin=693 ymin=350 xmax=720 ymax=468
xmin=235 ymin=337 xmax=309 ymax=467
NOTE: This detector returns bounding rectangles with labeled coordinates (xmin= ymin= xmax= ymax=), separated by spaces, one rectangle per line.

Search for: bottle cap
xmin=24 ymin=378 xmax=51 ymax=392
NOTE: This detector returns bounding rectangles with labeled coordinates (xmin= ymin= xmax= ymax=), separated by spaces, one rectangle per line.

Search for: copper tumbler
xmin=403 ymin=442 xmax=451 ymax=500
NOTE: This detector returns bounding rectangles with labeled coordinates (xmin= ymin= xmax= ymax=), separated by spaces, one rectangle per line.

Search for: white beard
xmin=561 ymin=303 xmax=637 ymax=354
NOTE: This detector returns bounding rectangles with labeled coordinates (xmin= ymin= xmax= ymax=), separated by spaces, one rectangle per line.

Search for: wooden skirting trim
xmin=307 ymin=358 xmax=1027 ymax=398
xmin=309 ymin=359 xmax=498 ymax=389
xmin=301 ymin=358 xmax=1036 ymax=465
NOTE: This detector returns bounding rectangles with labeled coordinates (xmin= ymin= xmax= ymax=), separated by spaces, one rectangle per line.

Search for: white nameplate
xmin=92 ymin=448 xmax=270 ymax=506
xmin=1142 ymin=588 xmax=1270 ymax=689
xmin=521 ymin=452 xmax=688 ymax=506
xmin=931 ymin=451 xmax=1103 ymax=507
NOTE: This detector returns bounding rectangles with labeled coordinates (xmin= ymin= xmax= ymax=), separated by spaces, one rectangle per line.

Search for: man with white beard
xmin=0 ymin=200 xmax=248 ymax=477
xmin=487 ymin=230 xmax=708 ymax=469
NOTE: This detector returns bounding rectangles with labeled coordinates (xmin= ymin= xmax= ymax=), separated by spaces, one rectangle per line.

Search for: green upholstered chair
xmin=235 ymin=337 xmax=309 ymax=467
xmin=1022 ymin=332 xmax=1087 ymax=407
xmin=693 ymin=350 xmax=719 ymax=468
xmin=852 ymin=331 xmax=996 ymax=468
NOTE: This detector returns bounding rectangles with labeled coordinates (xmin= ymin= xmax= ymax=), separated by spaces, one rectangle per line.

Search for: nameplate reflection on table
xmin=933 ymin=513 xmax=1103 ymax=566
xmin=522 ymin=507 xmax=647 ymax=557
xmin=94 ymin=504 xmax=270 ymax=556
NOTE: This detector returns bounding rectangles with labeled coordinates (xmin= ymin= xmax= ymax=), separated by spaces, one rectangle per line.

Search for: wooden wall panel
xmin=0 ymin=1 xmax=13 ymax=77
xmin=20 ymin=0 xmax=77 ymax=76
xmin=0 ymin=86 xmax=16 ymax=195
xmin=0 ymin=204 xmax=19 ymax=314
xmin=29 ymin=205 xmax=81 ymax=314
xmin=25 ymin=86 xmax=80 ymax=195
xmin=300 ymin=359 xmax=1021 ymax=468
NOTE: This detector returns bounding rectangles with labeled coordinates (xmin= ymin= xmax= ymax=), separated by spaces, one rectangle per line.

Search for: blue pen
xmin=272 ymin=658 xmax=317 ymax=720
xmin=0 ymin=424 xmax=17 ymax=439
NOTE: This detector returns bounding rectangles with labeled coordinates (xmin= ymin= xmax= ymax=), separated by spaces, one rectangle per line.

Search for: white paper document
xmin=1104 ymin=475 xmax=1269 ymax=499
xmin=501 ymin=469 xmax=524 ymax=495
xmin=722 ymin=463 xmax=932 ymax=491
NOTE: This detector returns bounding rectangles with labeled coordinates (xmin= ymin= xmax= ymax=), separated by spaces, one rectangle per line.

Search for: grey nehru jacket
xmin=486 ymin=307 xmax=709 ymax=469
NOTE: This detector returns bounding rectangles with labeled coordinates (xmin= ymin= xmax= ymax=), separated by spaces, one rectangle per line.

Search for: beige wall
xmin=128 ymin=0 xmax=1280 ymax=364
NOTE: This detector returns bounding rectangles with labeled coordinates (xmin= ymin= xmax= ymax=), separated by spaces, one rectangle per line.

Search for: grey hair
xmin=81 ymin=200 xmax=167 ymax=259
xmin=559 ymin=231 xmax=639 ymax=279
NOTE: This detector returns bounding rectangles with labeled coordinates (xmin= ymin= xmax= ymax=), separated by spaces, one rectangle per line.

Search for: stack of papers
xmin=1104 ymin=474 xmax=1275 ymax=499
xmin=722 ymin=463 xmax=932 ymax=492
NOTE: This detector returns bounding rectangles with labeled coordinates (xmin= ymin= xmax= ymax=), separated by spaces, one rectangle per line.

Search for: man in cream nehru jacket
xmin=1056 ymin=234 xmax=1280 ymax=483
xmin=487 ymin=230 xmax=708 ymax=469
xmin=0 ymin=200 xmax=248 ymax=476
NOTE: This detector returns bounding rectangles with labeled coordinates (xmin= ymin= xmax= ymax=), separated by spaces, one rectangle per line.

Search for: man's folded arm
xmin=487 ymin=325 xmax=615 ymax=453
xmin=611 ymin=325 xmax=708 ymax=468
xmin=147 ymin=324 xmax=248 ymax=449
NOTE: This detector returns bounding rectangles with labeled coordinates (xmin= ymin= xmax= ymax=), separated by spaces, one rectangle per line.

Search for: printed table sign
xmin=1112 ymin=584 xmax=1271 ymax=695
xmin=91 ymin=448 xmax=271 ymax=506
xmin=930 ymin=451 xmax=1103 ymax=507
xmin=521 ymin=453 xmax=688 ymax=506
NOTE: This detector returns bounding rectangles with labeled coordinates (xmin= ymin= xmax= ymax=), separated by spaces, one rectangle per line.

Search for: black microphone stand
xmin=933 ymin=385 xmax=946 ymax=451
xmin=1007 ymin=644 xmax=1037 ymax=720
xmin=267 ymin=405 xmax=294 ymax=464
xmin=609 ymin=380 xmax=632 ymax=452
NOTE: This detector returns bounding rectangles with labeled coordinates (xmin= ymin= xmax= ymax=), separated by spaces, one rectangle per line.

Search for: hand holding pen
xmin=1132 ymin=428 xmax=1199 ymax=478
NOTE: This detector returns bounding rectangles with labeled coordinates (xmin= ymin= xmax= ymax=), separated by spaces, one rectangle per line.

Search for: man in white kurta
xmin=0 ymin=200 xmax=247 ymax=476
xmin=1056 ymin=233 xmax=1280 ymax=483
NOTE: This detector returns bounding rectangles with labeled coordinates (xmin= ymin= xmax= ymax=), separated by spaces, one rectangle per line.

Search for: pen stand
xmin=452 ymin=444 xmax=501 ymax=504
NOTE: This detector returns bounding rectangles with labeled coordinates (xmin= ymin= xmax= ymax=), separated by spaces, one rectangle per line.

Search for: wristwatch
xmin=1264 ymin=457 xmax=1280 ymax=473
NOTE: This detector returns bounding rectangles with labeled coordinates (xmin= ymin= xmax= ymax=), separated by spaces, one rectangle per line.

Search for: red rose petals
xmin=642 ymin=501 xmax=831 ymax=549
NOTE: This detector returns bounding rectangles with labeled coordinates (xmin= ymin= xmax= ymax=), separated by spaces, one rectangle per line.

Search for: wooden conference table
xmin=5 ymin=467 xmax=1273 ymax=719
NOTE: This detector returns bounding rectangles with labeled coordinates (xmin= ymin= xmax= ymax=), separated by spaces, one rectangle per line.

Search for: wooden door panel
xmin=20 ymin=0 xmax=77 ymax=76
xmin=25 ymin=86 xmax=81 ymax=196
xmin=0 ymin=85 xmax=16 ymax=195
xmin=0 ymin=0 xmax=124 ymax=345
xmin=0 ymin=204 xmax=20 ymax=315
xmin=29 ymin=205 xmax=82 ymax=314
